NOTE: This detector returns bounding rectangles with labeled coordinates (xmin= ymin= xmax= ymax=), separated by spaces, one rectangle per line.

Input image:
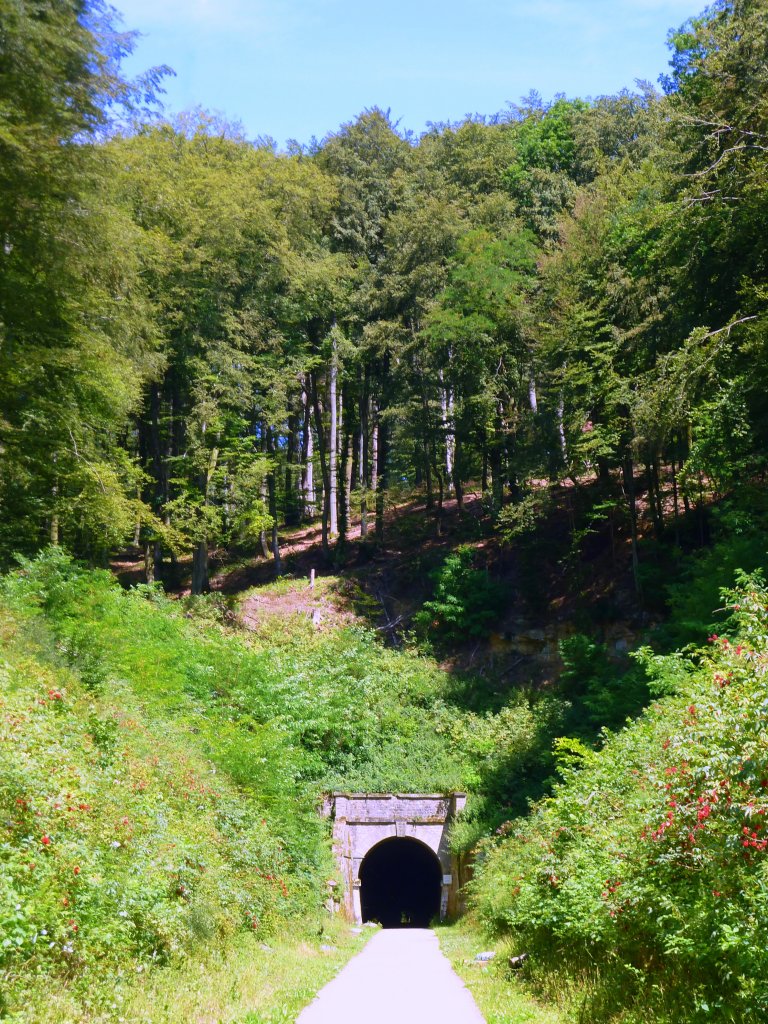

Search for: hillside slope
xmin=0 ymin=548 xmax=564 ymax=1020
xmin=472 ymin=572 xmax=768 ymax=1024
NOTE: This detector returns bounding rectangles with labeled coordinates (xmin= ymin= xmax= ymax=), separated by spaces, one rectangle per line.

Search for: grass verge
xmin=18 ymin=918 xmax=370 ymax=1024
xmin=436 ymin=919 xmax=565 ymax=1024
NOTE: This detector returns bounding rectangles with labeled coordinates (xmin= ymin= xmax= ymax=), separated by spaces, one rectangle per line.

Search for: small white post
xmin=310 ymin=568 xmax=315 ymax=589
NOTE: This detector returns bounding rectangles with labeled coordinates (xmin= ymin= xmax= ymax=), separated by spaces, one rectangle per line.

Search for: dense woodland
xmin=4 ymin=1 xmax=768 ymax=1022
xmin=3 ymin=0 xmax=767 ymax=589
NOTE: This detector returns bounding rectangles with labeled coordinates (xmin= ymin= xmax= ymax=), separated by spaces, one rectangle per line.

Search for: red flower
xmin=41 ymin=834 xmax=51 ymax=846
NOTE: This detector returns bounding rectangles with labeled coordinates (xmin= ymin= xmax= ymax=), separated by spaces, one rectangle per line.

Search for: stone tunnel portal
xmin=360 ymin=837 xmax=442 ymax=928
xmin=322 ymin=792 xmax=468 ymax=924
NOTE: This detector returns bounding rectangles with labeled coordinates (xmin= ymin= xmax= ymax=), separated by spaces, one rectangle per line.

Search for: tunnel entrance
xmin=359 ymin=837 xmax=442 ymax=928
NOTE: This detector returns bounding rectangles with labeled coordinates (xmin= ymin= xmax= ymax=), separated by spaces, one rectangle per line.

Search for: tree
xmin=0 ymin=0 xmax=162 ymax=561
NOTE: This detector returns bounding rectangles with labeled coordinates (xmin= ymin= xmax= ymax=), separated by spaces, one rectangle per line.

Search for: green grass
xmin=15 ymin=918 xmax=369 ymax=1024
xmin=436 ymin=919 xmax=565 ymax=1024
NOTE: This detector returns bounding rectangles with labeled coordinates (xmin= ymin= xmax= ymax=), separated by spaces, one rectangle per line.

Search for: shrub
xmin=472 ymin=571 xmax=768 ymax=1023
xmin=413 ymin=546 xmax=506 ymax=642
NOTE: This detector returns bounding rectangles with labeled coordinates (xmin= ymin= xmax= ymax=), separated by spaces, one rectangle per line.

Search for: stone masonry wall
xmin=322 ymin=792 xmax=467 ymax=923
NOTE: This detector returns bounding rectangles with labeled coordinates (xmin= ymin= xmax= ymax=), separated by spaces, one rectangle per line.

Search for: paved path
xmin=296 ymin=929 xmax=486 ymax=1024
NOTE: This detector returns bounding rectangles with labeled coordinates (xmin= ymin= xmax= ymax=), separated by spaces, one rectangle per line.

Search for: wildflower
xmin=41 ymin=834 xmax=51 ymax=846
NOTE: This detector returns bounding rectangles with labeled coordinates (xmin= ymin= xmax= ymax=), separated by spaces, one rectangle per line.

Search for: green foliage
xmin=0 ymin=550 xmax=567 ymax=1015
xmin=0 ymin=0 xmax=163 ymax=562
xmin=414 ymin=546 xmax=506 ymax=642
xmin=559 ymin=633 xmax=649 ymax=733
xmin=658 ymin=493 xmax=768 ymax=648
xmin=496 ymin=491 xmax=553 ymax=544
xmin=0 ymin=599 xmax=297 ymax=1018
xmin=472 ymin=573 xmax=768 ymax=1023
xmin=682 ymin=379 xmax=754 ymax=496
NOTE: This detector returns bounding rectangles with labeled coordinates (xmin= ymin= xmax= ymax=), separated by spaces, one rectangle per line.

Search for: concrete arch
xmin=322 ymin=792 xmax=467 ymax=923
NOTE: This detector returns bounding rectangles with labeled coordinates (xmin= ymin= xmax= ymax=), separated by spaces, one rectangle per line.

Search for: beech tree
xmin=3 ymin=0 xmax=768 ymax=598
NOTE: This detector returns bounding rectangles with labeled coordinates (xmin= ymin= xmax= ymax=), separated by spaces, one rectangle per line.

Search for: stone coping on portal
xmin=321 ymin=792 xmax=467 ymax=819
xmin=326 ymin=792 xmax=467 ymax=798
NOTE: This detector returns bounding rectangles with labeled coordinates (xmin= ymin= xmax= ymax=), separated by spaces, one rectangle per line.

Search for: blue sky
xmin=116 ymin=0 xmax=699 ymax=146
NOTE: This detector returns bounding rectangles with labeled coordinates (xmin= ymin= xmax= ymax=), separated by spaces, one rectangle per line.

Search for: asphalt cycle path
xmin=296 ymin=928 xmax=486 ymax=1024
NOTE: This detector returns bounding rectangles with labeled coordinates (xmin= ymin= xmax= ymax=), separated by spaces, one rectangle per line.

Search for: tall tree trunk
xmin=350 ymin=385 xmax=360 ymax=501
xmin=697 ymin=472 xmax=707 ymax=547
xmin=645 ymin=458 xmax=663 ymax=540
xmin=342 ymin=387 xmax=353 ymax=538
xmin=529 ymin=376 xmax=538 ymax=414
xmin=623 ymin=453 xmax=642 ymax=598
xmin=191 ymin=443 xmax=219 ymax=596
xmin=430 ymin=430 xmax=445 ymax=537
xmin=50 ymin=453 xmax=59 ymax=544
xmin=259 ymin=476 xmax=270 ymax=558
xmin=652 ymin=456 xmax=665 ymax=537
xmin=133 ymin=482 xmax=141 ymax=548
xmin=557 ymin=393 xmax=568 ymax=468
xmin=191 ymin=540 xmax=209 ymax=595
xmin=683 ymin=424 xmax=693 ymax=515
xmin=490 ymin=408 xmax=504 ymax=515
xmin=375 ymin=412 xmax=388 ymax=542
xmin=329 ymin=335 xmax=338 ymax=538
xmin=144 ymin=543 xmax=154 ymax=584
xmin=423 ymin=435 xmax=433 ymax=510
xmin=266 ymin=428 xmax=282 ymax=575
xmin=149 ymin=382 xmax=165 ymax=578
xmin=337 ymin=417 xmax=351 ymax=557
xmin=359 ymin=374 xmax=370 ymax=539
xmin=310 ymin=369 xmax=331 ymax=557
xmin=440 ymin=372 xmax=454 ymax=480
xmin=480 ymin=425 xmax=489 ymax=493
xmin=301 ymin=378 xmax=316 ymax=520
xmin=670 ymin=442 xmax=681 ymax=547
xmin=371 ymin=407 xmax=379 ymax=499
xmin=284 ymin=412 xmax=299 ymax=527
xmin=453 ymin=432 xmax=464 ymax=509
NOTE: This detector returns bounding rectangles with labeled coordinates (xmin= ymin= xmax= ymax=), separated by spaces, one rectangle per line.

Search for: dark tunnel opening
xmin=359 ymin=837 xmax=442 ymax=928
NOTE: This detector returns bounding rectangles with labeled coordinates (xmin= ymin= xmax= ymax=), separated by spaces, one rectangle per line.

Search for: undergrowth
xmin=0 ymin=547 xmax=563 ymax=1018
xmin=471 ymin=571 xmax=768 ymax=1023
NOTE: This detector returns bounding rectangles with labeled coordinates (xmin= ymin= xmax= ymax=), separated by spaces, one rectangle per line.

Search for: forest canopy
xmin=1 ymin=0 xmax=767 ymax=588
